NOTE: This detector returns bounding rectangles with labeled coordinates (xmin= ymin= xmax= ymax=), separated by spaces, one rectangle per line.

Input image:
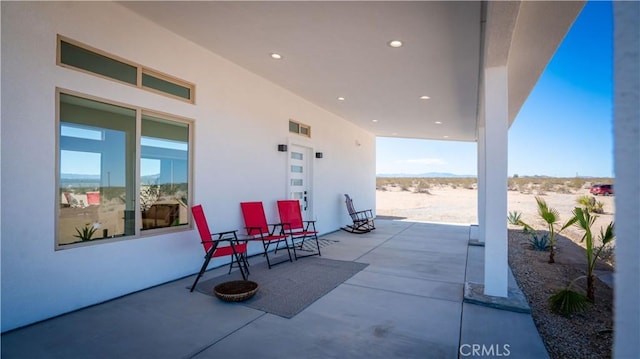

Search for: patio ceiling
xmin=122 ymin=1 xmax=583 ymax=143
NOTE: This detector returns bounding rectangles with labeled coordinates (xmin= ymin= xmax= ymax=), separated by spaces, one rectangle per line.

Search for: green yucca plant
xmin=528 ymin=233 xmax=550 ymax=251
xmin=74 ymin=223 xmax=99 ymax=242
xmin=507 ymin=211 xmax=522 ymax=225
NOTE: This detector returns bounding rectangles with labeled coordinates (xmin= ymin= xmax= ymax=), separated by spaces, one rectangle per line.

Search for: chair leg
xmin=291 ymin=234 xmax=321 ymax=259
xmin=263 ymin=241 xmax=273 ymax=269
xmin=264 ymin=239 xmax=294 ymax=268
xmin=232 ymin=251 xmax=247 ymax=280
xmin=289 ymin=236 xmax=299 ymax=260
xmin=315 ymin=235 xmax=321 ymax=256
xmin=190 ymin=251 xmax=213 ymax=292
xmin=240 ymin=253 xmax=250 ymax=275
xmin=285 ymin=239 xmax=293 ymax=262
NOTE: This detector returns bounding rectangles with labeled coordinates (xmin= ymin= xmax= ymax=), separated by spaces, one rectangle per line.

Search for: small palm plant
xmin=561 ymin=207 xmax=615 ymax=300
xmin=534 ymin=196 xmax=564 ymax=263
xmin=549 ymin=279 xmax=590 ymax=317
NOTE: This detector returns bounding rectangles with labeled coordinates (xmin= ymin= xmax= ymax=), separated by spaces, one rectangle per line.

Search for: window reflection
xmin=140 ymin=115 xmax=189 ymax=230
xmin=58 ymin=94 xmax=136 ymax=244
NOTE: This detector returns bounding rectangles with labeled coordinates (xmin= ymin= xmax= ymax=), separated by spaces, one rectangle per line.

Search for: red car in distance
xmin=590 ymin=184 xmax=614 ymax=196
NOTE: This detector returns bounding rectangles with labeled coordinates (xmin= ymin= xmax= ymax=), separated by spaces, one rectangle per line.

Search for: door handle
xmin=303 ymin=191 xmax=308 ymax=211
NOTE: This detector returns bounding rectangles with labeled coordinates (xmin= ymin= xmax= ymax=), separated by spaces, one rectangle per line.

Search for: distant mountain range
xmin=377 ymin=172 xmax=476 ymax=178
xmin=60 ymin=173 xmax=160 ymax=188
xmin=61 ymin=173 xmax=100 ymax=180
xmin=61 ymin=173 xmax=160 ymax=180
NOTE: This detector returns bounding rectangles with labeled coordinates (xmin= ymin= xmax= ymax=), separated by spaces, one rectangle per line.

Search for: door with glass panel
xmin=288 ymin=144 xmax=312 ymax=220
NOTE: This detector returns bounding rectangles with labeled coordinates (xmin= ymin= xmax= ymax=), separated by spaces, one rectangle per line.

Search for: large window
xmin=57 ymin=92 xmax=192 ymax=247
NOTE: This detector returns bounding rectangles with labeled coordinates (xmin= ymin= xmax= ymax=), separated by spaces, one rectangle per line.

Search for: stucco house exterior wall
xmin=0 ymin=2 xmax=375 ymax=331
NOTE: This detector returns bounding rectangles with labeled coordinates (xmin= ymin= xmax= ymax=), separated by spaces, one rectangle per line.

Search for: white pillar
xmin=477 ymin=125 xmax=486 ymax=243
xmin=483 ymin=66 xmax=509 ymax=298
xmin=613 ymin=2 xmax=640 ymax=357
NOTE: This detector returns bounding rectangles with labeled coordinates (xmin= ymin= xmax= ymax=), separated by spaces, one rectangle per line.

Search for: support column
xmin=477 ymin=125 xmax=486 ymax=244
xmin=483 ymin=66 xmax=509 ymax=298
xmin=613 ymin=2 xmax=640 ymax=357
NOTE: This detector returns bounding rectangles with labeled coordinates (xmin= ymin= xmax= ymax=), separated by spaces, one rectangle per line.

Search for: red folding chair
xmin=190 ymin=204 xmax=249 ymax=292
xmin=277 ymin=199 xmax=321 ymax=259
xmin=240 ymin=202 xmax=293 ymax=269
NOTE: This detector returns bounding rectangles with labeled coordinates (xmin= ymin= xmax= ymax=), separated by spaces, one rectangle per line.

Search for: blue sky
xmin=377 ymin=1 xmax=613 ymax=178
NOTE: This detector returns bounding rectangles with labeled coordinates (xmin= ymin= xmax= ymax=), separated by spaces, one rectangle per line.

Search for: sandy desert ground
xmin=376 ymin=186 xmax=616 ymax=252
xmin=377 ymin=183 xmax=616 ymax=357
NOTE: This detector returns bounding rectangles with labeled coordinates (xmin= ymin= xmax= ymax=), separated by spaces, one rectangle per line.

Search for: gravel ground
xmin=508 ymin=229 xmax=614 ymax=359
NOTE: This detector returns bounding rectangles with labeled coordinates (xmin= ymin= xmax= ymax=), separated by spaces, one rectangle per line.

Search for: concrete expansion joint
xmin=463 ymin=282 xmax=531 ymax=314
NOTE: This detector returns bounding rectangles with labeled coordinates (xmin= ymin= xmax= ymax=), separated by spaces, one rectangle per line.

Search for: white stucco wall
xmin=0 ymin=2 xmax=375 ymax=331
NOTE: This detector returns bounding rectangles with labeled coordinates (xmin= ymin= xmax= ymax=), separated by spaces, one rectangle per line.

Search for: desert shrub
xmin=594 ymin=201 xmax=605 ymax=213
xmin=567 ymin=178 xmax=585 ymax=190
xmin=576 ymin=195 xmax=605 ymax=214
xmin=413 ymin=181 xmax=431 ymax=194
xmin=541 ymin=181 xmax=554 ymax=193
xmin=599 ymin=244 xmax=615 ymax=265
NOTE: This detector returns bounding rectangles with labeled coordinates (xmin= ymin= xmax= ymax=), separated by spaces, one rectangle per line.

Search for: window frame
xmin=57 ymin=35 xmax=196 ymax=104
xmin=55 ymin=88 xmax=194 ymax=250
xmin=289 ymin=119 xmax=311 ymax=138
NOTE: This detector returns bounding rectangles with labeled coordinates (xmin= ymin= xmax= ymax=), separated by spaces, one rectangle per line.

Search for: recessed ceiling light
xmin=337 ymin=97 xmax=345 ymax=101
xmin=443 ymin=135 xmax=449 ymax=138
xmin=420 ymin=95 xmax=431 ymax=100
xmin=372 ymin=120 xmax=378 ymax=123
xmin=270 ymin=53 xmax=283 ymax=60
xmin=388 ymin=40 xmax=403 ymax=48
xmin=392 ymin=132 xmax=398 ymax=136
xmin=435 ymin=121 xmax=442 ymax=125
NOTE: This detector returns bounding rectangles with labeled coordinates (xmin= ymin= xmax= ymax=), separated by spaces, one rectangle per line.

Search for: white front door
xmin=288 ymin=144 xmax=312 ymax=220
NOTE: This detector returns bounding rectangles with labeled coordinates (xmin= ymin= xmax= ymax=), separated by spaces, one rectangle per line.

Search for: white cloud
xmin=403 ymin=158 xmax=447 ymax=165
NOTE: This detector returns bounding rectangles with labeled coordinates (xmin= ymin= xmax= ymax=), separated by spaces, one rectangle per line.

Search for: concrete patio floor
xmin=1 ymin=220 xmax=548 ymax=358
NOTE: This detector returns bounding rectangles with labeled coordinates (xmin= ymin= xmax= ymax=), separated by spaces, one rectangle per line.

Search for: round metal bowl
xmin=213 ymin=280 xmax=258 ymax=302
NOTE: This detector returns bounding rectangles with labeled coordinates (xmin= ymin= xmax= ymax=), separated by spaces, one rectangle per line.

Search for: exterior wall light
xmin=315 ymin=152 xmax=323 ymax=159
xmin=278 ymin=144 xmax=288 ymax=152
